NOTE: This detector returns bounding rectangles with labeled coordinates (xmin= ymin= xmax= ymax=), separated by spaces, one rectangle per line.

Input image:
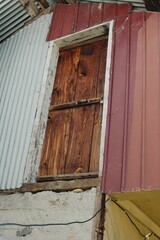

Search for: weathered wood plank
xmin=51 ymin=47 xmax=80 ymax=105
xmin=49 ymin=109 xmax=73 ymax=175
xmin=39 ymin=39 xmax=107 ymax=177
xmin=49 ymin=97 xmax=103 ymax=112
xmin=20 ymin=0 xmax=39 ymax=17
xmin=36 ymin=172 xmax=98 ymax=182
xmin=38 ymin=0 xmax=49 ymax=8
xmin=0 ymin=178 xmax=101 ymax=195
xmin=38 ymin=119 xmax=53 ymax=176
xmin=23 ymin=178 xmax=101 ymax=192
xmin=92 ymin=187 xmax=106 ymax=240
xmin=96 ymin=39 xmax=108 ymax=97
xmin=75 ymin=40 xmax=101 ymax=100
xmin=89 ymin=39 xmax=107 ymax=172
xmin=64 ymin=105 xmax=95 ymax=173
xmin=89 ymin=105 xmax=103 ymax=172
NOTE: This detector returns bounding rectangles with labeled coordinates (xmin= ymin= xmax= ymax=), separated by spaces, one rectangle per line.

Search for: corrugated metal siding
xmin=102 ymin=12 xmax=160 ymax=193
xmin=47 ymin=4 xmax=160 ymax=193
xmin=47 ymin=3 xmax=132 ymax=40
xmin=0 ymin=13 xmax=52 ymax=190
xmin=80 ymin=0 xmax=145 ymax=9
xmin=0 ymin=0 xmax=31 ymax=43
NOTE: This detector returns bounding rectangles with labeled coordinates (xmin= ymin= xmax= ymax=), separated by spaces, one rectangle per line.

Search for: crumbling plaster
xmin=0 ymin=188 xmax=96 ymax=240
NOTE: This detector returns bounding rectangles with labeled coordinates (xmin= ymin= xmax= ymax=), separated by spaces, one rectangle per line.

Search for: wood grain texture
xmin=49 ymin=97 xmax=103 ymax=111
xmin=0 ymin=178 xmax=101 ymax=194
xmin=51 ymin=47 xmax=80 ymax=105
xmin=39 ymin=39 xmax=107 ymax=177
xmin=36 ymin=172 xmax=98 ymax=182
xmin=64 ymin=105 xmax=95 ymax=173
xmin=90 ymin=104 xmax=103 ymax=172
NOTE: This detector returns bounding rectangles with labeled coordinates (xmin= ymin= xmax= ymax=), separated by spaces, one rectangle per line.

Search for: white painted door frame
xmin=24 ymin=20 xmax=114 ymax=183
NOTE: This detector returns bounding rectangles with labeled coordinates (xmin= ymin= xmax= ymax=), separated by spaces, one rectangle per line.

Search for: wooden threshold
xmin=0 ymin=178 xmax=101 ymax=195
xmin=49 ymin=97 xmax=103 ymax=112
xmin=36 ymin=172 xmax=98 ymax=182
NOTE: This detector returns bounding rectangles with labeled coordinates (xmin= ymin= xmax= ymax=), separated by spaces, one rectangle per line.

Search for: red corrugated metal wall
xmin=102 ymin=12 xmax=160 ymax=193
xmin=47 ymin=3 xmax=160 ymax=193
xmin=47 ymin=3 xmax=131 ymax=40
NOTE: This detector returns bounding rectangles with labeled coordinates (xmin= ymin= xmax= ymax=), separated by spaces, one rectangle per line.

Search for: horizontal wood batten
xmin=49 ymin=97 xmax=103 ymax=112
xmin=36 ymin=172 xmax=99 ymax=182
xmin=0 ymin=178 xmax=101 ymax=195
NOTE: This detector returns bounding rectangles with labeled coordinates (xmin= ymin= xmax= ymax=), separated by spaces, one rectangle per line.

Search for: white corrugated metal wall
xmin=0 ymin=0 xmax=31 ymax=43
xmin=0 ymin=13 xmax=52 ymax=189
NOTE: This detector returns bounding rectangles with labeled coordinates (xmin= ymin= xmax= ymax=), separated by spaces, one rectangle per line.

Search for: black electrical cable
xmin=110 ymin=199 xmax=160 ymax=240
xmin=110 ymin=199 xmax=146 ymax=238
xmin=0 ymin=197 xmax=159 ymax=240
xmin=0 ymin=198 xmax=111 ymax=228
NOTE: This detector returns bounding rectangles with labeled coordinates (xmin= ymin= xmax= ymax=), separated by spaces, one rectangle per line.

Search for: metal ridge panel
xmin=102 ymin=12 xmax=160 ymax=193
xmin=0 ymin=0 xmax=30 ymax=43
xmin=0 ymin=13 xmax=52 ymax=189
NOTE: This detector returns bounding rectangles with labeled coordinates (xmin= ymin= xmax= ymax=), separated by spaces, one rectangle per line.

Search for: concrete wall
xmin=0 ymin=188 xmax=96 ymax=240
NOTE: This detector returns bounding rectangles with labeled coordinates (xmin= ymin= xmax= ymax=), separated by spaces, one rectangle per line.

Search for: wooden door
xmin=38 ymin=38 xmax=107 ymax=177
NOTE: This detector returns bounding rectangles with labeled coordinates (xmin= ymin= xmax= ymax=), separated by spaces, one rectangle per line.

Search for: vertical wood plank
xmin=89 ymin=105 xmax=103 ymax=173
xmin=39 ymin=39 xmax=107 ymax=176
xmin=75 ymin=41 xmax=101 ymax=100
xmin=92 ymin=187 xmax=103 ymax=240
xmin=51 ymin=47 xmax=80 ymax=105
xmin=64 ymin=105 xmax=95 ymax=173
xmin=75 ymin=3 xmax=91 ymax=32
xmin=90 ymin=39 xmax=107 ymax=172
xmin=38 ymin=119 xmax=53 ymax=176
xmin=49 ymin=109 xmax=72 ymax=175
xmin=96 ymin=39 xmax=108 ymax=97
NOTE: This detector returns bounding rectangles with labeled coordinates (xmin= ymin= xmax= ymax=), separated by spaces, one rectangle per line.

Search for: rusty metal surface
xmin=102 ymin=12 xmax=160 ymax=193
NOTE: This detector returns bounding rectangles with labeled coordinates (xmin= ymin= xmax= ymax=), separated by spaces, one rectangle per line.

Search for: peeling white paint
xmin=24 ymin=41 xmax=59 ymax=183
xmin=25 ymin=21 xmax=113 ymax=183
xmin=99 ymin=20 xmax=114 ymax=176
